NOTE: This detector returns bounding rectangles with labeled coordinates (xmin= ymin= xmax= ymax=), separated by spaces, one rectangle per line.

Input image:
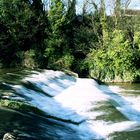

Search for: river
xmin=0 ymin=69 xmax=140 ymax=140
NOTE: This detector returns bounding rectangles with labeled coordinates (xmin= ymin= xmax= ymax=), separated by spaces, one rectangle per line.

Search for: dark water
xmin=0 ymin=69 xmax=140 ymax=140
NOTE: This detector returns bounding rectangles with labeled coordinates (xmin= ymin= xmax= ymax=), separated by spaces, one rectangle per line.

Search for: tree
xmin=0 ymin=0 xmax=34 ymax=66
xmin=0 ymin=0 xmax=48 ymax=67
xmin=45 ymin=0 xmax=67 ymax=69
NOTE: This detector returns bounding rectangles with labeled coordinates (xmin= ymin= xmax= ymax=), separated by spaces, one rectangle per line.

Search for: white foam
xmin=13 ymin=85 xmax=85 ymax=124
xmin=89 ymin=121 xmax=139 ymax=137
xmin=55 ymin=78 xmax=109 ymax=116
xmin=12 ymin=70 xmax=140 ymax=139
xmin=23 ymin=70 xmax=76 ymax=97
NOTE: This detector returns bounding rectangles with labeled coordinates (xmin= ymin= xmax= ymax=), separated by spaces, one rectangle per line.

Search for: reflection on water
xmin=0 ymin=69 xmax=140 ymax=140
xmin=109 ymin=83 xmax=140 ymax=94
xmin=108 ymin=83 xmax=140 ymax=139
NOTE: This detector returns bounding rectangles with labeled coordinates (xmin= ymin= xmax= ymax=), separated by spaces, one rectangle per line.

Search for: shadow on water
xmin=0 ymin=107 xmax=83 ymax=140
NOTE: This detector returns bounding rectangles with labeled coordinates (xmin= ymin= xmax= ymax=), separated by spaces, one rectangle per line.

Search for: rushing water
xmin=0 ymin=69 xmax=140 ymax=140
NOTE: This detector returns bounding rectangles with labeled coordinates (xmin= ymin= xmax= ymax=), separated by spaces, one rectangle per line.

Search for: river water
xmin=0 ymin=69 xmax=140 ymax=140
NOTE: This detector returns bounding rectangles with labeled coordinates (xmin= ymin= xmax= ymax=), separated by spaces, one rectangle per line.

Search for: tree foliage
xmin=0 ymin=0 xmax=140 ymax=82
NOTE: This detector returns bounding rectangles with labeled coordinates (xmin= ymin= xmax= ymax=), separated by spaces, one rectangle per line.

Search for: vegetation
xmin=0 ymin=0 xmax=140 ymax=82
xmin=0 ymin=99 xmax=46 ymax=116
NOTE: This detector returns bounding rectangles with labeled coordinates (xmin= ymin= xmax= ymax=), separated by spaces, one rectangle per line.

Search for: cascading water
xmin=0 ymin=69 xmax=140 ymax=139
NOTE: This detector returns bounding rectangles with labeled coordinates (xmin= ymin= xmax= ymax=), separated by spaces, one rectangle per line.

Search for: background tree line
xmin=0 ymin=0 xmax=140 ymax=82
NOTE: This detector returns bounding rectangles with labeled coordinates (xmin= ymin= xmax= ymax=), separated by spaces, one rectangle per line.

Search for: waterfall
xmin=0 ymin=69 xmax=140 ymax=139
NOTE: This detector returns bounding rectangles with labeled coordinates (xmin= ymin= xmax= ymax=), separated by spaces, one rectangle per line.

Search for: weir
xmin=0 ymin=69 xmax=140 ymax=139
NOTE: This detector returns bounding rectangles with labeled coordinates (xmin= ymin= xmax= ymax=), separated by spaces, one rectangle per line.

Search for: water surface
xmin=0 ymin=69 xmax=140 ymax=139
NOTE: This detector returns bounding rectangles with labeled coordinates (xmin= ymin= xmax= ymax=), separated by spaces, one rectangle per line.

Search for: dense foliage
xmin=0 ymin=0 xmax=140 ymax=82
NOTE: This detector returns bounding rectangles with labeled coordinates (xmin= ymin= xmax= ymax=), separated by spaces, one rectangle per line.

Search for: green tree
xmin=30 ymin=0 xmax=48 ymax=68
xmin=0 ymin=0 xmax=34 ymax=67
xmin=0 ymin=0 xmax=47 ymax=68
xmin=45 ymin=0 xmax=68 ymax=69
